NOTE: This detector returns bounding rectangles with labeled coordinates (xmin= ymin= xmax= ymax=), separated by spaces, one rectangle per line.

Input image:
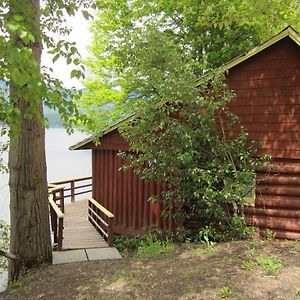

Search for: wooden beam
xmin=49 ymin=195 xmax=64 ymax=219
xmin=89 ymin=198 xmax=114 ymax=218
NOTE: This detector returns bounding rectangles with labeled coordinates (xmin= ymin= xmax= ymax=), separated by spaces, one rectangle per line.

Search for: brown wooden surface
xmin=82 ymin=36 xmax=300 ymax=239
xmin=228 ymin=37 xmax=300 ymax=159
xmin=63 ymin=199 xmax=109 ymax=250
xmin=92 ymin=148 xmax=174 ymax=236
xmin=244 ymin=158 xmax=300 ymax=239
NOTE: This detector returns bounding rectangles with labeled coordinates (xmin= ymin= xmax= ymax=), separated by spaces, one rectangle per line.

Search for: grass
xmin=137 ymin=237 xmax=176 ymax=259
xmin=241 ymin=261 xmax=255 ymax=271
xmin=256 ymin=254 xmax=283 ymax=276
xmin=218 ymin=286 xmax=231 ymax=298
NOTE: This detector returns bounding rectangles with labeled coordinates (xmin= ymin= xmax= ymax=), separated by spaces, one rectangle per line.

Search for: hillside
xmin=43 ymin=106 xmax=63 ymax=128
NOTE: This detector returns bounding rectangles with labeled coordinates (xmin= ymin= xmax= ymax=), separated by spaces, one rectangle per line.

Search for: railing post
xmin=53 ymin=213 xmax=58 ymax=244
xmin=88 ymin=199 xmax=91 ymax=223
xmin=108 ymin=218 xmax=113 ymax=247
xmin=59 ymin=188 xmax=65 ymax=213
xmin=50 ymin=204 xmax=55 ymax=232
xmin=71 ymin=180 xmax=75 ymax=202
xmin=53 ymin=192 xmax=57 ymax=205
xmin=58 ymin=218 xmax=64 ymax=251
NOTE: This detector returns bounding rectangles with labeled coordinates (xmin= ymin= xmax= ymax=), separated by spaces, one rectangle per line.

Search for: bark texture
xmin=8 ymin=0 xmax=52 ymax=282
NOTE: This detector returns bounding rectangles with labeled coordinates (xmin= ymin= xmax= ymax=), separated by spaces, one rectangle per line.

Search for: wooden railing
xmin=48 ymin=177 xmax=114 ymax=249
xmin=48 ymin=177 xmax=91 ymax=251
xmin=48 ymin=193 xmax=64 ymax=251
xmin=48 ymin=183 xmax=65 ymax=212
xmin=50 ymin=176 xmax=92 ymax=202
xmin=88 ymin=198 xmax=114 ymax=247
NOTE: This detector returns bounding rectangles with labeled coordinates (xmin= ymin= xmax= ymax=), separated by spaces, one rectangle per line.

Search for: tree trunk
xmin=8 ymin=0 xmax=52 ymax=282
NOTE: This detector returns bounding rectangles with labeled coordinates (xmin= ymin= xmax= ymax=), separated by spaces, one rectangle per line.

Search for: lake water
xmin=0 ymin=127 xmax=92 ymax=291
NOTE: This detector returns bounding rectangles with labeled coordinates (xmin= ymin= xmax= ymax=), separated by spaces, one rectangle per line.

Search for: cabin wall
xmin=228 ymin=37 xmax=300 ymax=159
xmin=92 ymin=147 xmax=173 ymax=236
xmin=228 ymin=37 xmax=300 ymax=239
xmin=90 ymin=37 xmax=300 ymax=239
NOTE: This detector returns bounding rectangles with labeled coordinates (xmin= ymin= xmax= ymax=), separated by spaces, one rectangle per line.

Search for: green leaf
xmin=52 ymin=54 xmax=60 ymax=63
xmin=11 ymin=69 xmax=30 ymax=87
xmin=82 ymin=10 xmax=91 ymax=20
xmin=7 ymin=22 xmax=19 ymax=33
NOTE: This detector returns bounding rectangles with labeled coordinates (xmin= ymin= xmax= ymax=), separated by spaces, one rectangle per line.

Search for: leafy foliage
xmin=0 ymin=0 xmax=95 ymax=135
xmin=113 ymin=235 xmax=143 ymax=257
xmin=0 ymin=126 xmax=8 ymax=174
xmin=81 ymin=0 xmax=300 ymax=131
xmin=137 ymin=236 xmax=176 ymax=259
xmin=119 ymin=68 xmax=269 ymax=235
xmin=83 ymin=3 xmax=275 ymax=236
xmin=0 ymin=221 xmax=10 ymax=274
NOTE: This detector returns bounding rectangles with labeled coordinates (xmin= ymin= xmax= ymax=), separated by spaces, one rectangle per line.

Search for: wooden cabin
xmin=71 ymin=27 xmax=300 ymax=239
xmin=70 ymin=122 xmax=174 ymax=236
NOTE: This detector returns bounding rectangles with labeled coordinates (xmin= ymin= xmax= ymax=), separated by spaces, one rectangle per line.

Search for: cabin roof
xmin=69 ymin=114 xmax=134 ymax=150
xmin=217 ymin=26 xmax=300 ymax=72
xmin=70 ymin=26 xmax=300 ymax=151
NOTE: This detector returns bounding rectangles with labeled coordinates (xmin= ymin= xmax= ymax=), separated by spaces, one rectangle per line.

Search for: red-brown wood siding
xmin=88 ymin=36 xmax=300 ymax=239
xmin=228 ymin=37 xmax=300 ymax=239
xmin=92 ymin=144 xmax=173 ymax=236
xmin=228 ymin=37 xmax=300 ymax=159
xmin=244 ymin=158 xmax=300 ymax=240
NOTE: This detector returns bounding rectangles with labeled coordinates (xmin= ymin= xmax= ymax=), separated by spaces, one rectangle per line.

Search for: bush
xmin=113 ymin=235 xmax=143 ymax=257
xmin=121 ymin=73 xmax=270 ymax=242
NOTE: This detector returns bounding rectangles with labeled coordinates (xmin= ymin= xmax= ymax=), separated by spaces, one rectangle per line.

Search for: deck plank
xmin=62 ymin=199 xmax=109 ymax=250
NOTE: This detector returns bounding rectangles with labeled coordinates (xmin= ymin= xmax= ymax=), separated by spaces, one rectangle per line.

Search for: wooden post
xmin=53 ymin=213 xmax=58 ymax=244
xmin=88 ymin=199 xmax=91 ymax=223
xmin=49 ymin=205 xmax=55 ymax=232
xmin=53 ymin=192 xmax=57 ymax=205
xmin=59 ymin=188 xmax=65 ymax=213
xmin=71 ymin=180 xmax=75 ymax=202
xmin=108 ymin=218 xmax=113 ymax=247
xmin=58 ymin=218 xmax=63 ymax=251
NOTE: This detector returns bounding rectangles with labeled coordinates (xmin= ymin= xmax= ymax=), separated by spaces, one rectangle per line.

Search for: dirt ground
xmin=1 ymin=239 xmax=300 ymax=300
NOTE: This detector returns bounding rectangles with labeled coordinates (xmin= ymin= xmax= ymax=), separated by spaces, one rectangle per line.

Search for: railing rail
xmin=48 ymin=184 xmax=65 ymax=213
xmin=50 ymin=176 xmax=92 ymax=202
xmin=49 ymin=193 xmax=64 ymax=251
xmin=88 ymin=198 xmax=114 ymax=246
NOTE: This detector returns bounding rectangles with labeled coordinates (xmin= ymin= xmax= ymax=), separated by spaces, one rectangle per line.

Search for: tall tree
xmin=0 ymin=0 xmax=94 ymax=281
xmin=80 ymin=0 xmax=300 ymax=132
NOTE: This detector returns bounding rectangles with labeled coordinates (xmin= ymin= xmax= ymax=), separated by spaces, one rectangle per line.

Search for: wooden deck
xmin=63 ymin=199 xmax=109 ymax=250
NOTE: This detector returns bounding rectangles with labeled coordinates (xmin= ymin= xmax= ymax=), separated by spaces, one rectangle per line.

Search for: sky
xmin=41 ymin=11 xmax=93 ymax=89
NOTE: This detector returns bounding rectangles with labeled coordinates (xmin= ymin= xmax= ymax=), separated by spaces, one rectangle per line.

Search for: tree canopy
xmin=0 ymin=0 xmax=95 ymax=134
xmin=80 ymin=0 xmax=300 ymax=132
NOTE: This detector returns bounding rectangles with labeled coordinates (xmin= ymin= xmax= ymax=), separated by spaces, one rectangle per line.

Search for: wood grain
xmin=63 ymin=199 xmax=109 ymax=250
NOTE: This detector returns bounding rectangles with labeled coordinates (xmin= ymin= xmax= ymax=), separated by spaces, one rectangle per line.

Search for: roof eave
xmin=222 ymin=27 xmax=300 ymax=71
xmin=69 ymin=113 xmax=135 ymax=150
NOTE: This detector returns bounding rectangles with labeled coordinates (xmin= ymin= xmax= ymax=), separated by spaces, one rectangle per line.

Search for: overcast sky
xmin=41 ymin=11 xmax=93 ymax=89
